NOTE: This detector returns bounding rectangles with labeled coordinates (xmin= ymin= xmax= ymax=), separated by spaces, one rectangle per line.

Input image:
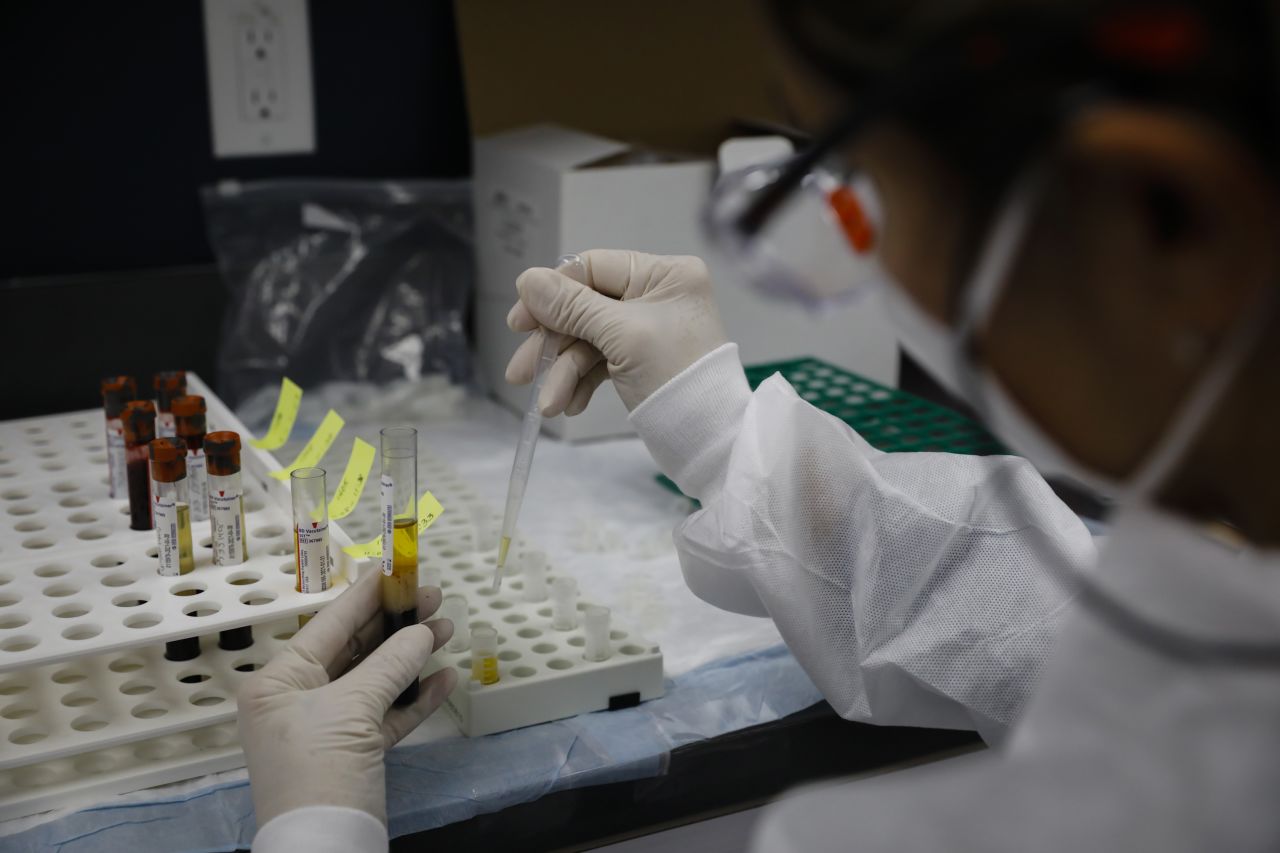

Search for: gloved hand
xmin=506 ymin=250 xmax=728 ymax=415
xmin=237 ymin=567 xmax=457 ymax=828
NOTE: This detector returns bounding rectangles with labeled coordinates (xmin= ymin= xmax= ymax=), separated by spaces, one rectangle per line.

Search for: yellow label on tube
xmin=342 ymin=490 xmax=445 ymax=559
xmin=249 ymin=377 xmax=303 ymax=450
xmin=326 ymin=437 xmax=375 ymax=519
xmin=270 ymin=410 xmax=345 ymax=480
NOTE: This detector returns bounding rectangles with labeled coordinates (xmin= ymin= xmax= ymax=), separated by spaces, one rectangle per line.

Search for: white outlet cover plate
xmin=203 ymin=0 xmax=315 ymax=158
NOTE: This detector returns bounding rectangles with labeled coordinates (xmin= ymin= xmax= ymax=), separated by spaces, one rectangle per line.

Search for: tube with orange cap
xmin=149 ymin=437 xmax=195 ymax=577
xmin=122 ymin=401 xmax=157 ymax=530
xmin=101 ymin=375 xmax=137 ymax=499
xmin=173 ymin=395 xmax=209 ymax=522
xmin=205 ymin=431 xmax=249 ymax=565
xmin=153 ymin=370 xmax=187 ymax=438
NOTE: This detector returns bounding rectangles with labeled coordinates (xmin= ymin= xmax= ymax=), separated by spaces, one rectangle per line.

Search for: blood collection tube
xmin=206 ymin=431 xmax=248 ymax=565
xmin=153 ymin=371 xmax=186 ymax=438
xmin=149 ymin=438 xmax=195 ymax=577
xmin=380 ymin=427 xmax=419 ymax=707
xmin=291 ymin=467 xmax=331 ymax=593
xmin=471 ymin=625 xmax=499 ymax=685
xmin=122 ymin=401 xmax=157 ymax=530
xmin=172 ymin=395 xmax=209 ymax=522
xmin=101 ymin=375 xmax=136 ymax=499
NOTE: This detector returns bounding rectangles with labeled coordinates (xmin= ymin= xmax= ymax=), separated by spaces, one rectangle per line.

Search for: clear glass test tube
xmin=583 ymin=605 xmax=612 ymax=662
xmin=292 ymin=467 xmax=331 ymax=594
xmin=150 ymin=437 xmax=194 ymax=577
xmin=380 ymin=427 xmax=419 ymax=707
xmin=552 ymin=576 xmax=578 ymax=630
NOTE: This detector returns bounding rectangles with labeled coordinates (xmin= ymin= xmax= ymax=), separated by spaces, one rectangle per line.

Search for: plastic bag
xmin=202 ymin=179 xmax=473 ymax=405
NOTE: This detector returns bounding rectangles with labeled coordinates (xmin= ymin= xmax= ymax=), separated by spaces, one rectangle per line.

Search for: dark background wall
xmin=0 ymin=1 xmax=470 ymax=418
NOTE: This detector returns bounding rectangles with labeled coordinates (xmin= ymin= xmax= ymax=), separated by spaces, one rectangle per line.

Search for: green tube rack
xmin=657 ymin=357 xmax=1005 ymax=499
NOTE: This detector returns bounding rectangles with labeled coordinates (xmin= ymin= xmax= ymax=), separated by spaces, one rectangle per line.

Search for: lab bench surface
xmin=376 ymin=703 xmax=980 ymax=853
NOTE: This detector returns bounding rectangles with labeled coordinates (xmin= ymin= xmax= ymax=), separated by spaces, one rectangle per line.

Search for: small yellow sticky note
xmin=326 ymin=437 xmax=375 ymax=519
xmin=250 ymin=377 xmax=303 ymax=450
xmin=416 ymin=491 xmax=445 ymax=535
xmin=271 ymin=410 xmax=345 ymax=480
xmin=342 ymin=490 xmax=445 ymax=559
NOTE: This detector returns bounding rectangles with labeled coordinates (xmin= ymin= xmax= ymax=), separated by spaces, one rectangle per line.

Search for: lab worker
xmin=239 ymin=1 xmax=1280 ymax=851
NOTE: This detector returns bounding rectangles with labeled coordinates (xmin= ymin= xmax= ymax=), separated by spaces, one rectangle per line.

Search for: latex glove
xmin=237 ymin=567 xmax=458 ymax=828
xmin=505 ymin=250 xmax=728 ymax=415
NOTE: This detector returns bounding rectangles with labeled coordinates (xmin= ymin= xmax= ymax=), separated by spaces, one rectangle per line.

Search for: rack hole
xmin=13 ymin=766 xmax=58 ymax=788
xmin=178 ymin=671 xmax=212 ymax=684
xmin=567 ymin=636 xmax=586 ymax=647
xmin=9 ymin=726 xmax=47 ymax=745
xmin=170 ymin=581 xmax=207 ymax=597
xmin=502 ymin=614 xmax=527 ymax=624
xmin=497 ymin=650 xmax=521 ymax=661
xmin=516 ymin=628 xmax=542 ymax=639
xmin=183 ymin=601 xmax=222 ymax=618
xmin=619 ymin=644 xmax=647 ymax=656
xmin=22 ymin=536 xmax=55 ymax=550
xmin=0 ymin=612 xmax=29 ymax=629
xmin=6 ymin=504 xmax=36 ymax=516
xmin=537 ymin=608 xmax=553 ymax=618
xmin=59 ymin=496 xmax=90 ymax=508
xmin=120 ymin=679 xmax=156 ymax=695
xmin=463 ymin=574 xmax=484 ymax=584
xmin=0 ymin=593 xmax=19 ymax=609
xmin=51 ymin=668 xmax=85 ymax=685
xmin=51 ymin=481 xmax=79 ymax=493
xmin=131 ymin=702 xmax=169 ymax=720
xmin=266 ymin=543 xmax=291 ymax=556
xmin=34 ymin=563 xmax=70 ymax=578
xmin=0 ymin=635 xmax=38 ymax=652
xmin=1 ymin=703 xmax=36 ymax=719
xmin=14 ymin=520 xmax=44 ymax=532
xmin=52 ymin=602 xmax=90 ymax=619
xmin=272 ymin=629 xmax=296 ymax=641
xmin=42 ymin=583 xmax=79 ymax=598
xmin=511 ymin=666 xmax=536 ymax=678
xmin=240 ymin=590 xmax=276 ymax=606
xmin=0 ymin=490 xmax=30 ymax=501
xmin=198 ymin=536 xmax=212 ymax=549
xmin=0 ymin=678 xmax=29 ymax=694
xmin=252 ymin=525 xmax=284 ymax=539
xmin=490 ymin=600 xmax=512 ymax=610
xmin=193 ymin=726 xmax=236 ymax=749
xmin=74 ymin=753 xmax=119 ymax=775
xmin=278 ymin=561 xmax=295 ymax=575
xmin=143 ymin=545 xmax=158 ymax=558
xmin=232 ymin=659 xmax=263 ymax=673
xmin=61 ymin=691 xmax=98 ymax=708
xmin=244 ymin=497 xmax=265 ymax=513
xmin=0 ymin=573 xmax=10 ymax=586
xmin=76 ymin=527 xmax=109 ymax=541
xmin=91 ymin=554 xmax=126 ymax=568
xmin=101 ymin=572 xmax=136 ymax=587
xmin=546 ymin=658 xmax=574 ymax=671
xmin=109 ymin=656 xmax=145 ymax=673
xmin=124 ymin=612 xmax=162 ymax=629
xmin=135 ymin=741 xmax=175 ymax=761
xmin=189 ymin=691 xmax=228 ymax=707
xmin=610 ymin=630 xmax=628 ymax=640
xmin=62 ymin=623 xmax=102 ymax=641
xmin=226 ymin=571 xmax=262 ymax=586
xmin=531 ymin=643 xmax=557 ymax=654
xmin=113 ymin=592 xmax=149 ymax=608
xmin=476 ymin=587 xmax=495 ymax=597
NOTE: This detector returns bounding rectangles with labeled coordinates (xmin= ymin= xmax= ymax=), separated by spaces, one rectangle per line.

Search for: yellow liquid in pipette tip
xmin=492 ymin=535 xmax=512 ymax=591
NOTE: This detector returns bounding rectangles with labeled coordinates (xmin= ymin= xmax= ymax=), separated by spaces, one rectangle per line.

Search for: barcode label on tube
xmin=381 ymin=474 xmax=394 ymax=576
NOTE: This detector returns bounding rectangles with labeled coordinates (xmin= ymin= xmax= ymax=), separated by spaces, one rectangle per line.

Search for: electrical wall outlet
xmin=203 ymin=0 xmax=314 ymax=158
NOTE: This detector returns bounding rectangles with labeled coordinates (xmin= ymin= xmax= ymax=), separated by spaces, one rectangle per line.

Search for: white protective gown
xmin=628 ymin=343 xmax=1280 ymax=852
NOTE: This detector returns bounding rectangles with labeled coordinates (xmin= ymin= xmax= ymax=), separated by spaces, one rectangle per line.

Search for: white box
xmin=473 ymin=124 xmax=898 ymax=442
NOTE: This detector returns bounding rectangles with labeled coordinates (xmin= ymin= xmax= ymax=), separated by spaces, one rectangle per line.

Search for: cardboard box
xmin=472 ymin=124 xmax=898 ymax=441
xmin=458 ymin=1 xmax=897 ymax=440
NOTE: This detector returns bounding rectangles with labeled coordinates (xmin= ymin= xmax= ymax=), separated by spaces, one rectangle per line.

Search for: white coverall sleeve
xmin=630 ymin=344 xmax=1096 ymax=740
xmin=252 ymin=806 xmax=387 ymax=852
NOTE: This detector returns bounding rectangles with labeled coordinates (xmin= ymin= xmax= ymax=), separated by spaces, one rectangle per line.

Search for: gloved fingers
xmin=514 ymin=267 xmax=624 ymax=352
xmin=507 ymin=299 xmax=538 ymax=333
xmin=565 ymin=362 xmax=610 ymax=416
xmin=579 ymin=249 xmax=666 ymax=300
xmin=505 ymin=327 xmax=552 ymax=386
xmin=258 ymin=566 xmax=383 ymax=690
xmin=325 ymin=584 xmax=444 ymax=680
xmin=539 ymin=339 xmax=605 ymax=416
xmin=335 ymin=622 xmax=449 ymax=717
xmin=380 ymin=667 xmax=459 ymax=749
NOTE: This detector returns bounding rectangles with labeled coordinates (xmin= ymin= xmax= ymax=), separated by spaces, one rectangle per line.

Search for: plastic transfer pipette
xmin=493 ymin=253 xmax=587 ymax=590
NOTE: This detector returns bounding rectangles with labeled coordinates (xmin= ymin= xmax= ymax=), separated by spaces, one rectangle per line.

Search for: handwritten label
xmin=270 ymin=409 xmax=345 ymax=480
xmin=249 ymin=377 xmax=303 ymax=450
xmin=326 ymin=437 xmax=375 ymax=519
xmin=344 ymin=491 xmax=445 ymax=560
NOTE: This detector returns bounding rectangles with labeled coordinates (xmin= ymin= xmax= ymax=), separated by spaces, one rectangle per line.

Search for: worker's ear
xmin=1059 ymin=106 xmax=1280 ymax=342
